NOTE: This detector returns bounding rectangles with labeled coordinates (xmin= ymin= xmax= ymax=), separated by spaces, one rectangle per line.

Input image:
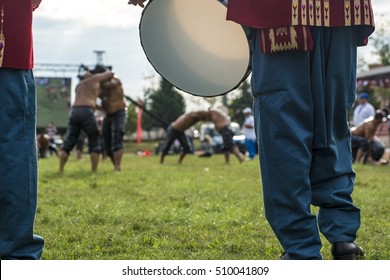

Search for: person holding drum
xmin=226 ymin=0 xmax=375 ymax=260
xmin=129 ymin=0 xmax=375 ymax=260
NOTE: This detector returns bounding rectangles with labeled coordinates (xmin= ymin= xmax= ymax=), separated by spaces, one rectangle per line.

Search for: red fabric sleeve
xmin=0 ymin=0 xmax=34 ymax=69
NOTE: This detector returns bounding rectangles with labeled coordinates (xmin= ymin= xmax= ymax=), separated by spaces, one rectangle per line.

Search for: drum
xmin=139 ymin=0 xmax=251 ymax=97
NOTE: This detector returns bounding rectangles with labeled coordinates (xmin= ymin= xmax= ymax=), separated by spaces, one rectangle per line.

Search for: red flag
xmin=136 ymin=100 xmax=143 ymax=144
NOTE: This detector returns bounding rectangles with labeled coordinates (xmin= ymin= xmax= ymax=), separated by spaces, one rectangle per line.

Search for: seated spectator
xmin=351 ymin=110 xmax=388 ymax=165
xmin=37 ymin=133 xmax=50 ymax=159
xmin=352 ymin=92 xmax=375 ymax=127
xmin=198 ymin=134 xmax=213 ymax=158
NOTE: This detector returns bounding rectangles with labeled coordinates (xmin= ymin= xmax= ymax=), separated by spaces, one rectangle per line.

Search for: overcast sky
xmin=32 ymin=0 xmax=390 ymax=102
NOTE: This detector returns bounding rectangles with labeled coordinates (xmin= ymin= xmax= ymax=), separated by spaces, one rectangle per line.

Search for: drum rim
xmin=138 ymin=0 xmax=252 ymax=97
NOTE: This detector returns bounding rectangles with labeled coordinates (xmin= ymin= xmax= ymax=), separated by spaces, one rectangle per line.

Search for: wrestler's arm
xmin=128 ymin=0 xmax=148 ymax=8
xmin=101 ymin=77 xmax=122 ymax=90
xmin=91 ymin=71 xmax=115 ymax=84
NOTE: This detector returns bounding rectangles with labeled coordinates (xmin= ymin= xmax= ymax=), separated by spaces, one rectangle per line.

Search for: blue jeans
xmin=251 ymin=27 xmax=360 ymax=259
xmin=0 ymin=68 xmax=44 ymax=259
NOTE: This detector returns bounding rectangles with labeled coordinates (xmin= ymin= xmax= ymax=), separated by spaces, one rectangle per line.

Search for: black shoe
xmin=331 ymin=242 xmax=365 ymax=260
xmin=279 ymin=252 xmax=295 ymax=260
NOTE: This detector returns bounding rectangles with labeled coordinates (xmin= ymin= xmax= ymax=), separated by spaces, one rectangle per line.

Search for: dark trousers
xmin=252 ymin=27 xmax=360 ymax=259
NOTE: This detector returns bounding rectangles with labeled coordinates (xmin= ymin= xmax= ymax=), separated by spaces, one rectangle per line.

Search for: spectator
xmin=130 ymin=0 xmax=375 ymax=260
xmin=198 ymin=134 xmax=213 ymax=158
xmin=351 ymin=111 xmax=388 ymax=165
xmin=242 ymin=107 xmax=256 ymax=160
xmin=37 ymin=132 xmax=50 ymax=159
xmin=352 ymin=93 xmax=375 ymax=127
xmin=45 ymin=122 xmax=59 ymax=156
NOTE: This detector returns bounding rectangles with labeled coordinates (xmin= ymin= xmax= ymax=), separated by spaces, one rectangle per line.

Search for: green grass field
xmin=35 ymin=147 xmax=390 ymax=260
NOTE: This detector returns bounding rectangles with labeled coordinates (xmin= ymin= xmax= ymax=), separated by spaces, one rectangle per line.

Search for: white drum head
xmin=140 ymin=0 xmax=251 ymax=97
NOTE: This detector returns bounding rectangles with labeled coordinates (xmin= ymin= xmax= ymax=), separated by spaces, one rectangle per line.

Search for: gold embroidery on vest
xmin=354 ymin=1 xmax=362 ymax=24
xmin=0 ymin=6 xmax=5 ymax=67
xmin=309 ymin=0 xmax=315 ymax=25
xmin=315 ymin=0 xmax=322 ymax=26
xmin=363 ymin=0 xmax=371 ymax=25
xmin=344 ymin=0 xmax=351 ymax=26
xmin=276 ymin=28 xmax=288 ymax=37
xmin=292 ymin=0 xmax=299 ymax=25
xmin=269 ymin=27 xmax=298 ymax=53
xmin=301 ymin=1 xmax=307 ymax=25
xmin=323 ymin=0 xmax=330 ymax=26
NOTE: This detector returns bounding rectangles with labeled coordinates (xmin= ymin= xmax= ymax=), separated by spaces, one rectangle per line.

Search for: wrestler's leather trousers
xmin=0 ymin=69 xmax=44 ymax=259
xmin=251 ymin=27 xmax=361 ymax=259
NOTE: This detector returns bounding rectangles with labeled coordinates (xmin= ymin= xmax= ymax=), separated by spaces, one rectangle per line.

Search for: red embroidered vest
xmin=0 ymin=0 xmax=34 ymax=69
xmin=227 ymin=0 xmax=375 ymax=53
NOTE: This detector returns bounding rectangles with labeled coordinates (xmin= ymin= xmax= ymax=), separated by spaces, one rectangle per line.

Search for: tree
xmin=364 ymin=19 xmax=390 ymax=109
xmin=371 ymin=24 xmax=390 ymax=66
xmin=227 ymin=79 xmax=253 ymax=124
xmin=143 ymin=77 xmax=186 ymax=131
xmin=125 ymin=103 xmax=137 ymax=136
xmin=141 ymin=87 xmax=158 ymax=136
